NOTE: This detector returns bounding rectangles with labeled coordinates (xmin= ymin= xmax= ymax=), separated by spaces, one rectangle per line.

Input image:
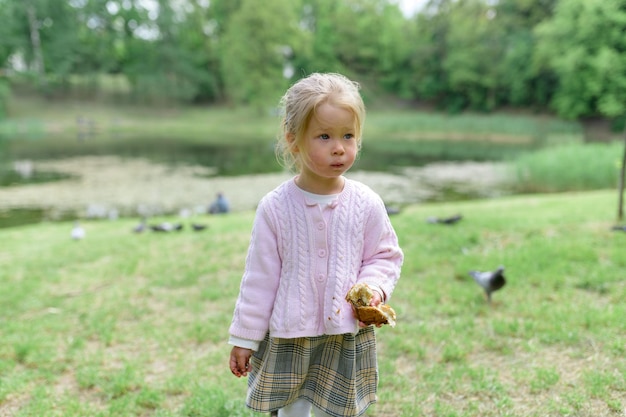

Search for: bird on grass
xmin=71 ymin=221 xmax=85 ymax=240
xmin=192 ymin=223 xmax=208 ymax=231
xmin=149 ymin=222 xmax=184 ymax=232
xmin=469 ymin=266 xmax=506 ymax=303
xmin=385 ymin=205 xmax=401 ymax=216
xmin=149 ymin=223 xmax=168 ymax=232
xmin=611 ymin=225 xmax=626 ymax=232
xmin=427 ymin=214 xmax=463 ymax=225
xmin=132 ymin=217 xmax=147 ymax=233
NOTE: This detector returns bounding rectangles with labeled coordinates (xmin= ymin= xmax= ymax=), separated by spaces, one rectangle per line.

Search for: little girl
xmin=228 ymin=73 xmax=403 ymax=417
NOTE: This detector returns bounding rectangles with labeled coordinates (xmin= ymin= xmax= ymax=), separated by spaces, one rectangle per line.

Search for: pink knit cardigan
xmin=229 ymin=177 xmax=403 ymax=342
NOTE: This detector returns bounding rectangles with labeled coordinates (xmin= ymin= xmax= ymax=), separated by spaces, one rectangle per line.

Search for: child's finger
xmin=230 ymin=348 xmax=253 ymax=377
xmin=230 ymin=353 xmax=246 ymax=377
xmin=229 ymin=355 xmax=241 ymax=377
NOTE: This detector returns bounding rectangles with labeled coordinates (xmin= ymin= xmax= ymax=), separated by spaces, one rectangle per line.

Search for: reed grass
xmin=511 ymin=141 xmax=624 ymax=193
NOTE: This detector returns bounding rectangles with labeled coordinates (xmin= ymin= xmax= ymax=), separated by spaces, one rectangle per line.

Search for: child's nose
xmin=332 ymin=139 xmax=345 ymax=154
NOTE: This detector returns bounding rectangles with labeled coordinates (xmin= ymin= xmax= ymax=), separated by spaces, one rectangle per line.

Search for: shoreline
xmin=0 ymin=155 xmax=510 ymax=219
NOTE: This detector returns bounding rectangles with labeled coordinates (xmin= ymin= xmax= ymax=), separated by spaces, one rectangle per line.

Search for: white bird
xmin=469 ymin=266 xmax=506 ymax=303
xmin=71 ymin=221 xmax=85 ymax=240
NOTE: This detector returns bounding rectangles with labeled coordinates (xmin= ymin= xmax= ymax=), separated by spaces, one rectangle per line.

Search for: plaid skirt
xmin=247 ymin=327 xmax=378 ymax=417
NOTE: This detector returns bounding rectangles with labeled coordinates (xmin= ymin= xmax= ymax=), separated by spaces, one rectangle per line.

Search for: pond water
xmin=0 ymin=137 xmax=514 ymax=228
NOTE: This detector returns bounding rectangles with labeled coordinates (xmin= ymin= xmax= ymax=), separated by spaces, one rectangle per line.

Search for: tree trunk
xmin=26 ymin=3 xmax=46 ymax=86
xmin=618 ymin=121 xmax=626 ymax=221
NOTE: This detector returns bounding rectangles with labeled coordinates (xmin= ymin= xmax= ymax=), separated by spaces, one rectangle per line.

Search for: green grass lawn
xmin=1 ymin=190 xmax=624 ymax=416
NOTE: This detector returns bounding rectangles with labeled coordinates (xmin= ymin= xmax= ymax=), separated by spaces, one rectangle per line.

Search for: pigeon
xmin=150 ymin=222 xmax=183 ymax=232
xmin=469 ymin=266 xmax=506 ymax=303
xmin=385 ymin=205 xmax=401 ymax=216
xmin=611 ymin=225 xmax=626 ymax=232
xmin=150 ymin=222 xmax=173 ymax=232
xmin=192 ymin=223 xmax=208 ymax=231
xmin=132 ymin=217 xmax=147 ymax=233
xmin=427 ymin=214 xmax=463 ymax=225
xmin=71 ymin=221 xmax=85 ymax=240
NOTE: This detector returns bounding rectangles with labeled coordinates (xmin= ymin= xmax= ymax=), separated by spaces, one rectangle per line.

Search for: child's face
xmin=296 ymin=102 xmax=359 ymax=189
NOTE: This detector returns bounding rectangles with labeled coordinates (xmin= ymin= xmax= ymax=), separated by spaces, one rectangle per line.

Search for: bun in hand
xmin=345 ymin=283 xmax=396 ymax=327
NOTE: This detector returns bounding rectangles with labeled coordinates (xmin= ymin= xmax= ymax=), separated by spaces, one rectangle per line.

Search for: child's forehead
xmin=311 ymin=103 xmax=357 ymax=127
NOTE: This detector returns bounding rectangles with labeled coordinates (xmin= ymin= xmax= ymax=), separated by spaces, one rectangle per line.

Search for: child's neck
xmin=295 ymin=175 xmax=345 ymax=195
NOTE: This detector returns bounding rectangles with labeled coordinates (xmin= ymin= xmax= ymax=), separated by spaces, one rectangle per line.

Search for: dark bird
xmin=150 ymin=222 xmax=173 ymax=232
xmin=150 ymin=222 xmax=184 ymax=232
xmin=611 ymin=225 xmax=626 ymax=232
xmin=385 ymin=205 xmax=401 ymax=216
xmin=427 ymin=214 xmax=463 ymax=225
xmin=132 ymin=217 xmax=147 ymax=233
xmin=469 ymin=266 xmax=506 ymax=303
xmin=192 ymin=223 xmax=208 ymax=231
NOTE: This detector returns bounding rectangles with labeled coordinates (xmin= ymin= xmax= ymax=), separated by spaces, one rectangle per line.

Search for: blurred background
xmin=1 ymin=0 xmax=625 ymax=227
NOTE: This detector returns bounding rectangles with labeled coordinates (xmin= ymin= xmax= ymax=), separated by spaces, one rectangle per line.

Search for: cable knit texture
xmin=229 ymin=177 xmax=403 ymax=342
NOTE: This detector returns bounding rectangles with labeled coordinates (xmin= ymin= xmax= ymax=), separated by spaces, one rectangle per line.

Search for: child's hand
xmin=369 ymin=289 xmax=383 ymax=307
xmin=356 ymin=289 xmax=383 ymax=328
xmin=229 ymin=346 xmax=253 ymax=377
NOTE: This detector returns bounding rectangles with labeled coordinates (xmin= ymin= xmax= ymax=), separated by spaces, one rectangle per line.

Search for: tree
xmin=19 ymin=0 xmax=85 ymax=91
xmin=493 ymin=0 xmax=558 ymax=108
xmin=220 ymin=0 xmax=303 ymax=111
xmin=333 ymin=0 xmax=411 ymax=94
xmin=534 ymin=0 xmax=626 ymax=120
xmin=404 ymin=0 xmax=454 ymax=107
xmin=290 ymin=0 xmax=344 ymax=76
xmin=405 ymin=0 xmax=506 ymax=112
xmin=442 ymin=0 xmax=504 ymax=111
xmin=535 ymin=0 xmax=626 ymax=220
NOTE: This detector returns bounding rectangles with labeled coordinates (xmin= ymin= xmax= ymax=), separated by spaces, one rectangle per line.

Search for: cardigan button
xmin=318 ymin=249 xmax=326 ymax=257
xmin=317 ymin=274 xmax=325 ymax=282
xmin=317 ymin=222 xmax=324 ymax=230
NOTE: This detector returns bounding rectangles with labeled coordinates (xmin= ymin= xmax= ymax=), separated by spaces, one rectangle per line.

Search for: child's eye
xmin=320 ymin=134 xmax=330 ymax=140
xmin=344 ymin=134 xmax=354 ymax=140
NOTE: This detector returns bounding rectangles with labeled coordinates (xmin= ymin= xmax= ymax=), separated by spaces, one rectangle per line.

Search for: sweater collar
xmin=289 ymin=177 xmax=351 ymax=208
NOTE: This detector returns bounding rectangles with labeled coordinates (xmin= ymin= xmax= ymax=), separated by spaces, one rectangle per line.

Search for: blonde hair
xmin=275 ymin=73 xmax=366 ymax=173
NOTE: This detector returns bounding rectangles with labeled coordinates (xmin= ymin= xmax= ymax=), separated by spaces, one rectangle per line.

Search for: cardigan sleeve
xmin=358 ymin=196 xmax=404 ymax=301
xmin=228 ymin=201 xmax=282 ymax=342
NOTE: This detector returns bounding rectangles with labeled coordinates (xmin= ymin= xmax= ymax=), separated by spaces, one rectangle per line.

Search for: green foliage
xmin=0 ymin=0 xmax=620 ymax=119
xmin=0 ymin=0 xmax=559 ymax=112
xmin=442 ymin=1 xmax=502 ymax=111
xmin=534 ymin=0 xmax=626 ymax=119
xmin=220 ymin=0 xmax=301 ymax=111
xmin=402 ymin=0 xmax=561 ymax=113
